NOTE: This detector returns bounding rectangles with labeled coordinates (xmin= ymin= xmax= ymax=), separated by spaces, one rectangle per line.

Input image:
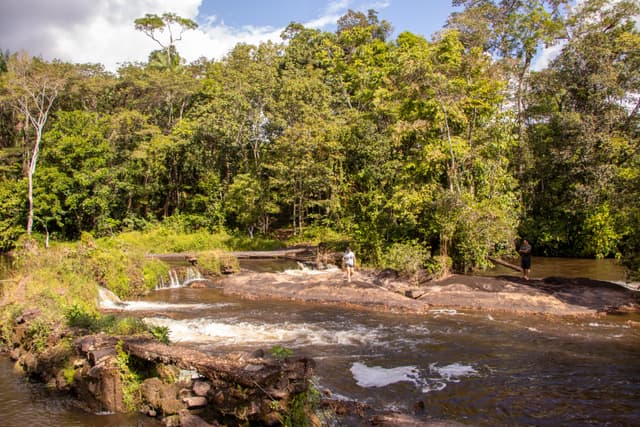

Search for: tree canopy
xmin=0 ymin=1 xmax=638 ymax=278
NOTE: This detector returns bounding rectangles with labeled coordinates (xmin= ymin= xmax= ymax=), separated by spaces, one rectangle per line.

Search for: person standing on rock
xmin=518 ymin=239 xmax=532 ymax=280
xmin=343 ymin=247 xmax=356 ymax=283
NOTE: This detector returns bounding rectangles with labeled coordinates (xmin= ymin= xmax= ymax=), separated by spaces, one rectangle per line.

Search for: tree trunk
xmin=26 ymin=125 xmax=43 ymax=236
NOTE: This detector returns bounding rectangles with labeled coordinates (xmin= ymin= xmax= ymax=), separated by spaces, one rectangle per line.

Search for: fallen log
xmin=146 ymin=247 xmax=318 ymax=262
xmin=230 ymin=247 xmax=316 ymax=259
xmin=122 ymin=337 xmax=314 ymax=393
xmin=488 ymin=256 xmax=522 ymax=272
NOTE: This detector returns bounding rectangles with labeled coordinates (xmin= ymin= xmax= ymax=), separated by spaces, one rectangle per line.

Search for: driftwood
xmin=122 ymin=337 xmax=314 ymax=393
xmin=488 ymin=256 xmax=523 ymax=272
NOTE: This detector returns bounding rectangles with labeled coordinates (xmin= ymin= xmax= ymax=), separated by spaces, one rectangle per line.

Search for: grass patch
xmin=197 ymin=250 xmax=240 ymax=275
xmin=1 ymin=226 xmax=287 ymax=347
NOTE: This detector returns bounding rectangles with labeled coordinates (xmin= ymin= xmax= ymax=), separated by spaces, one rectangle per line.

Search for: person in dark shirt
xmin=518 ymin=239 xmax=532 ymax=280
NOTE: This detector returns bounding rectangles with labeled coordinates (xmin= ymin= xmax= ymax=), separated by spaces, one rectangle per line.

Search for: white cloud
xmin=0 ymin=0 xmax=203 ymax=71
xmin=0 ymin=0 xmax=388 ymax=72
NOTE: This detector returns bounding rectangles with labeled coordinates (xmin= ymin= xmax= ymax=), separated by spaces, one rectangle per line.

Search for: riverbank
xmin=218 ymin=268 xmax=640 ymax=318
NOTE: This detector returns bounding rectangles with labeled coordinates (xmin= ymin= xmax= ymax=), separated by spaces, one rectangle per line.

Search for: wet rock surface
xmin=219 ymin=269 xmax=640 ymax=317
xmin=5 ymin=327 xmax=316 ymax=426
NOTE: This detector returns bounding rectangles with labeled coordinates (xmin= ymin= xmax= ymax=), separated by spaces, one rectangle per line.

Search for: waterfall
xmin=183 ymin=267 xmax=204 ymax=286
xmin=155 ymin=266 xmax=206 ymax=290
xmin=169 ymin=269 xmax=181 ymax=288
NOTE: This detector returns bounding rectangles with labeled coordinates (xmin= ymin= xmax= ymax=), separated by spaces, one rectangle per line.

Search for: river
xmin=1 ymin=258 xmax=639 ymax=426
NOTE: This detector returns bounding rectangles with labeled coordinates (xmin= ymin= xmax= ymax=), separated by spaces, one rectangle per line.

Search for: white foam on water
xmin=417 ymin=362 xmax=479 ymax=393
xmin=429 ymin=309 xmax=459 ymax=316
xmin=421 ymin=382 xmax=448 ymax=393
xmin=143 ymin=317 xmax=382 ymax=347
xmin=429 ymin=362 xmax=478 ymax=381
xmin=98 ymin=285 xmax=232 ymax=311
xmin=350 ymin=362 xmax=419 ymax=388
xmin=110 ymin=301 xmax=232 ymax=311
xmin=98 ymin=287 xmax=124 ymax=309
xmin=283 ymin=265 xmax=341 ymax=276
xmin=587 ymin=322 xmax=626 ymax=329
xmin=350 ymin=361 xmax=479 ymax=392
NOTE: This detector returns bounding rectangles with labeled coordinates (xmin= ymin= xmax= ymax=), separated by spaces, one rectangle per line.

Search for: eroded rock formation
xmin=5 ymin=317 xmax=315 ymax=426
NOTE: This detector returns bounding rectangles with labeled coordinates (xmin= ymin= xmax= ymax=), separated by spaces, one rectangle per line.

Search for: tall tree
xmin=1 ymin=53 xmax=70 ymax=236
xmin=448 ymin=0 xmax=569 ymax=181
xmin=382 ymin=30 xmax=518 ymax=270
xmin=134 ymin=13 xmax=198 ymax=71
xmin=522 ymin=0 xmax=640 ymax=259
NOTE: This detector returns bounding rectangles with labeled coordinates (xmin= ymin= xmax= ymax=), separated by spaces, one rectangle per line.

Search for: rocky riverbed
xmin=219 ymin=268 xmax=640 ymax=318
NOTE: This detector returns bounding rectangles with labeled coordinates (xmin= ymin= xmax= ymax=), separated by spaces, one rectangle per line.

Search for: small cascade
xmin=183 ymin=267 xmax=204 ymax=286
xmin=169 ymin=269 xmax=181 ymax=288
xmin=155 ymin=266 xmax=207 ymax=290
xmin=98 ymin=286 xmax=126 ymax=309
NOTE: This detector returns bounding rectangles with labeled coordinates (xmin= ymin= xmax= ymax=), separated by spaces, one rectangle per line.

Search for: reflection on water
xmin=482 ymin=256 xmax=629 ymax=282
xmin=0 ymin=357 xmax=161 ymax=427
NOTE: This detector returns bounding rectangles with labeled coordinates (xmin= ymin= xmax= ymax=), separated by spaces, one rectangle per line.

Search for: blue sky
xmin=0 ymin=0 xmax=458 ymax=71
xmin=196 ymin=0 xmax=459 ymax=38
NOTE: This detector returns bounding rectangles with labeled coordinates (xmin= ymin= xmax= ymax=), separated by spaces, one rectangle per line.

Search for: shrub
xmin=381 ymin=241 xmax=431 ymax=283
xmin=98 ymin=315 xmax=148 ymax=336
xmin=269 ymin=345 xmax=293 ymax=359
xmin=26 ymin=319 xmax=51 ymax=353
xmin=197 ymin=250 xmax=239 ymax=275
xmin=0 ymin=303 xmax=24 ymax=347
xmin=149 ymin=325 xmax=170 ymax=344
xmin=65 ymin=303 xmax=100 ymax=331
xmin=142 ymin=258 xmax=170 ymax=292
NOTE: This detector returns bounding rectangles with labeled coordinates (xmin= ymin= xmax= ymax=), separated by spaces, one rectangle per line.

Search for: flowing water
xmin=1 ymin=258 xmax=639 ymax=426
xmin=0 ymin=357 xmax=161 ymax=427
xmin=482 ymin=256 xmax=630 ymax=283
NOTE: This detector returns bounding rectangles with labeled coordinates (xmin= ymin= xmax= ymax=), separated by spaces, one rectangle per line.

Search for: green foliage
xmin=0 ymin=3 xmax=637 ymax=276
xmin=65 ymin=302 xmax=100 ymax=330
xmin=65 ymin=302 xmax=151 ymax=336
xmin=283 ymin=379 xmax=322 ymax=427
xmin=426 ymin=256 xmax=453 ymax=278
xmin=0 ymin=178 xmax=26 ymax=251
xmin=381 ymin=241 xmax=431 ymax=282
xmin=197 ymin=250 xmax=239 ymax=275
xmin=0 ymin=303 xmax=24 ymax=346
xmin=149 ymin=325 xmax=170 ymax=344
xmin=579 ymin=204 xmax=621 ymax=258
xmin=26 ymin=319 xmax=51 ymax=353
xmin=62 ymin=365 xmax=76 ymax=386
xmin=104 ymin=316 xmax=148 ymax=335
xmin=115 ymin=340 xmax=142 ymax=411
xmin=520 ymin=0 xmax=639 ymax=268
xmin=269 ymin=345 xmax=293 ymax=359
xmin=142 ymin=258 xmax=170 ymax=292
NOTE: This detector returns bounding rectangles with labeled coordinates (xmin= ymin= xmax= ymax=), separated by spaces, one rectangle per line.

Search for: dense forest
xmin=0 ymin=0 xmax=638 ymax=277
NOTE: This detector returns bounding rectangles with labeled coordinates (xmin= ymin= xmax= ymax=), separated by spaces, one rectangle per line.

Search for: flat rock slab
xmin=219 ymin=270 xmax=640 ymax=317
xmin=221 ymin=270 xmax=431 ymax=314
xmin=419 ymin=275 xmax=640 ymax=316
